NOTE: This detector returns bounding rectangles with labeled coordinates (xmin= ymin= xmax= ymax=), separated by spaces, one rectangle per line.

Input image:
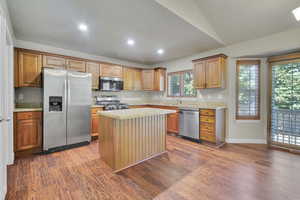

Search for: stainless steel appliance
xmin=94 ymin=95 xmax=128 ymax=110
xmin=179 ymin=108 xmax=200 ymax=140
xmin=99 ymin=77 xmax=123 ymax=91
xmin=43 ymin=68 xmax=92 ymax=151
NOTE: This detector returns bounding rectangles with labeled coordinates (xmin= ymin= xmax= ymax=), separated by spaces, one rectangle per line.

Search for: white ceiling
xmin=7 ymin=0 xmax=300 ymax=64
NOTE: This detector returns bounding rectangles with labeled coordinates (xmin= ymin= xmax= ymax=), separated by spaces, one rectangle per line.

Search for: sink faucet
xmin=177 ymin=99 xmax=183 ymax=105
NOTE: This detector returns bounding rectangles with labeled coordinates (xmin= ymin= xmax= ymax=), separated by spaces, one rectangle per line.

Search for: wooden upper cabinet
xmin=193 ymin=54 xmax=227 ymax=89
xmin=100 ymin=64 xmax=123 ymax=78
xmin=43 ymin=55 xmax=66 ymax=69
xmin=154 ymin=68 xmax=166 ymax=91
xmin=14 ymin=112 xmax=42 ymax=152
xmin=134 ymin=69 xmax=142 ymax=90
xmin=67 ymin=59 xmax=86 ymax=72
xmin=86 ymin=62 xmax=100 ymax=90
xmin=142 ymin=69 xmax=155 ymax=90
xmin=123 ymin=67 xmax=134 ymax=90
xmin=16 ymin=50 xmax=42 ymax=87
xmin=206 ymin=58 xmax=223 ymax=88
xmin=193 ymin=61 xmax=206 ymax=89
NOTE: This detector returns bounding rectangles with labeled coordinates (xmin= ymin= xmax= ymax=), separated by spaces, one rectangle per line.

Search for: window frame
xmin=236 ymin=60 xmax=261 ymax=120
xmin=167 ymin=70 xmax=196 ymax=97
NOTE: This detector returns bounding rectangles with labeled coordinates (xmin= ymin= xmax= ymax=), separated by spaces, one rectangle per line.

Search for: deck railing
xmin=272 ymin=109 xmax=300 ymax=145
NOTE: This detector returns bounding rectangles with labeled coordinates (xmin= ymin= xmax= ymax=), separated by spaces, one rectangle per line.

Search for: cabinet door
xmin=91 ymin=108 xmax=102 ymax=137
xmin=111 ymin=65 xmax=123 ymax=78
xmin=18 ymin=51 xmax=42 ymax=87
xmin=43 ymin=55 xmax=66 ymax=69
xmin=134 ymin=69 xmax=142 ymax=90
xmin=15 ymin=117 xmax=42 ymax=152
xmin=91 ymin=114 xmax=99 ymax=137
xmin=142 ymin=70 xmax=155 ymax=90
xmin=206 ymin=58 xmax=223 ymax=88
xmin=193 ymin=61 xmax=206 ymax=89
xmin=100 ymin=64 xmax=123 ymax=78
xmin=123 ymin=67 xmax=134 ymax=90
xmin=86 ymin=62 xmax=100 ymax=90
xmin=154 ymin=68 xmax=166 ymax=91
xmin=67 ymin=59 xmax=86 ymax=72
xmin=167 ymin=113 xmax=179 ymax=133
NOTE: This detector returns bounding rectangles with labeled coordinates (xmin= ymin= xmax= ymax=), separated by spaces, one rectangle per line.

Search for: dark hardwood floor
xmin=6 ymin=135 xmax=300 ymax=200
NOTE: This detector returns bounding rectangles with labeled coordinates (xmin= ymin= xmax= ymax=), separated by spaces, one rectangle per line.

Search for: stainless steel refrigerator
xmin=43 ymin=68 xmax=92 ymax=151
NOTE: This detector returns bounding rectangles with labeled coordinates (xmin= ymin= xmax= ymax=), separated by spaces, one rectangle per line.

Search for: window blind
xmin=236 ymin=60 xmax=261 ymax=120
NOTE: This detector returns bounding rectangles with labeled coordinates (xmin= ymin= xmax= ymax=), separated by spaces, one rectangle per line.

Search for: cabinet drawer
xmin=200 ymin=134 xmax=216 ymax=143
xmin=200 ymin=109 xmax=215 ymax=116
xmin=200 ymin=116 xmax=215 ymax=123
xmin=16 ymin=112 xmax=42 ymax=120
xmin=200 ymin=123 xmax=215 ymax=132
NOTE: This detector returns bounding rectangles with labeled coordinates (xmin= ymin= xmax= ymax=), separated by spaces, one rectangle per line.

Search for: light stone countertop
xmin=126 ymin=101 xmax=227 ymax=110
xmin=14 ymin=108 xmax=43 ymax=112
xmin=98 ymin=108 xmax=176 ymax=120
xmin=91 ymin=105 xmax=104 ymax=108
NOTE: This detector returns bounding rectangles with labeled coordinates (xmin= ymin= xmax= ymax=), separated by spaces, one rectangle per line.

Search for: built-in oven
xmin=99 ymin=77 xmax=123 ymax=91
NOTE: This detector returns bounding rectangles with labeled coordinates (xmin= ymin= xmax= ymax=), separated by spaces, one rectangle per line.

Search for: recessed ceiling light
xmin=292 ymin=7 xmax=300 ymax=21
xmin=127 ymin=39 xmax=135 ymax=46
xmin=157 ymin=49 xmax=164 ymax=55
xmin=78 ymin=23 xmax=88 ymax=32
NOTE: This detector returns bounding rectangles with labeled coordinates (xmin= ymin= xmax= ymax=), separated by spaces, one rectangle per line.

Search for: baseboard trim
xmin=226 ymin=138 xmax=267 ymax=144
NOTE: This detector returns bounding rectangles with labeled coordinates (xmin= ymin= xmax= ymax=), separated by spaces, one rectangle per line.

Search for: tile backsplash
xmin=15 ymin=87 xmax=227 ymax=108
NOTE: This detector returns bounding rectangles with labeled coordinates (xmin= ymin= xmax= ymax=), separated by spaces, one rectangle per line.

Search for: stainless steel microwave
xmin=99 ymin=77 xmax=123 ymax=91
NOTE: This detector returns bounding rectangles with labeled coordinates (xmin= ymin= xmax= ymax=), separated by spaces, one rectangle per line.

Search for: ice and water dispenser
xmin=49 ymin=96 xmax=63 ymax=112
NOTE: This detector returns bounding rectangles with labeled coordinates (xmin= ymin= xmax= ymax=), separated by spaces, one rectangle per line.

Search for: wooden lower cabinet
xmin=14 ymin=111 xmax=42 ymax=153
xmin=91 ymin=107 xmax=103 ymax=137
xmin=167 ymin=112 xmax=179 ymax=134
xmin=199 ymin=109 xmax=225 ymax=145
xmin=147 ymin=105 xmax=179 ymax=134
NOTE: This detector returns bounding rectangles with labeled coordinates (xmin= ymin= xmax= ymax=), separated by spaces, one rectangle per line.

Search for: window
xmin=168 ymin=70 xmax=196 ymax=97
xmin=236 ymin=60 xmax=260 ymax=120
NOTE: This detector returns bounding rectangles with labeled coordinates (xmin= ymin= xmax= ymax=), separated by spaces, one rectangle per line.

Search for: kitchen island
xmin=98 ymin=108 xmax=175 ymax=172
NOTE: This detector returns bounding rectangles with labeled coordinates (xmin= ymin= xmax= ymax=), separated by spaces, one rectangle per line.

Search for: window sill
xmin=235 ymin=120 xmax=261 ymax=123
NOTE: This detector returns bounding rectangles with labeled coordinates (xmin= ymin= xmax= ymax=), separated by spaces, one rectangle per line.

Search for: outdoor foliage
xmin=272 ymin=63 xmax=300 ymax=110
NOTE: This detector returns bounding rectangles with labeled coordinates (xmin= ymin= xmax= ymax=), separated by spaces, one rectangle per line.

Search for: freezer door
xmin=43 ymin=68 xmax=67 ymax=150
xmin=67 ymin=71 xmax=92 ymax=145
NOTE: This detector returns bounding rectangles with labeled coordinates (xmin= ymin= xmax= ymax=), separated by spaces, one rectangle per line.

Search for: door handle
xmin=6 ymin=117 xmax=11 ymax=122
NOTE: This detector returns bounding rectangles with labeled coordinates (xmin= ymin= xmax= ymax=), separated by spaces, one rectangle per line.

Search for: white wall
xmin=154 ymin=27 xmax=300 ymax=143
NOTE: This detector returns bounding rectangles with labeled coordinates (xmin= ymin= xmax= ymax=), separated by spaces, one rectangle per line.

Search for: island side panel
xmin=99 ymin=116 xmax=115 ymax=170
xmin=114 ymin=115 xmax=166 ymax=172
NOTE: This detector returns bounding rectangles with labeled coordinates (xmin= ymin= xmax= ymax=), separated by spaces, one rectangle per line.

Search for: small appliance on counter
xmin=95 ymin=95 xmax=129 ymax=110
xmin=99 ymin=77 xmax=123 ymax=91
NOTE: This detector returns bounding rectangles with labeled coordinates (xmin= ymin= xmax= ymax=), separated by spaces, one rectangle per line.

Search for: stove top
xmin=95 ymin=95 xmax=129 ymax=110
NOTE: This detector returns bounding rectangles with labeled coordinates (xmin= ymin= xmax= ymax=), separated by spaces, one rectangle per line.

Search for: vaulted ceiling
xmin=7 ymin=0 xmax=300 ymax=64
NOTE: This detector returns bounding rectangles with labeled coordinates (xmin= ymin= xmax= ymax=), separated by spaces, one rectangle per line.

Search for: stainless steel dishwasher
xmin=179 ymin=108 xmax=200 ymax=140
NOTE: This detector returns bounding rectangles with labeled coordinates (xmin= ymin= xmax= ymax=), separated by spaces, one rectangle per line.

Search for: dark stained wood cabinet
xmin=15 ymin=50 xmax=42 ymax=87
xmin=14 ymin=111 xmax=42 ymax=152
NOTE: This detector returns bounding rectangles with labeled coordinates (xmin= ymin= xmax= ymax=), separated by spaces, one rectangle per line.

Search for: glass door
xmin=270 ymin=60 xmax=300 ymax=149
